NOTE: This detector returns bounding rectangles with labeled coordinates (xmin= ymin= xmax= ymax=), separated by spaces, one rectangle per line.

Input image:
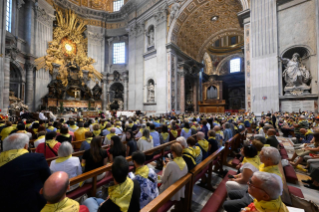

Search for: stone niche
xmin=279 ymin=46 xmax=318 ymax=112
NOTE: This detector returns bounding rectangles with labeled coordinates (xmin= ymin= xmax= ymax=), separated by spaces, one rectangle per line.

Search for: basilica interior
xmin=2 ymin=0 xmax=319 ymax=212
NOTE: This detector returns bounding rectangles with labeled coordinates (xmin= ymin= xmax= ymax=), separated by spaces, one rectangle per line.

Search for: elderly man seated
xmin=0 ymin=133 xmax=51 ymax=212
xmin=50 ymin=142 xmax=82 ymax=192
xmin=242 ymin=172 xmax=288 ymax=212
xmin=223 ymin=146 xmax=282 ymax=212
xmin=40 ymin=171 xmax=89 ymax=212
xmin=265 ymin=129 xmax=279 ymax=149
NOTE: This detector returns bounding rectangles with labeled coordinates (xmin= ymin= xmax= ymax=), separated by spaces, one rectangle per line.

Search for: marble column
xmin=250 ymin=0 xmax=279 ymax=113
xmin=177 ymin=65 xmax=185 ymax=113
xmin=123 ymin=71 xmax=129 ymax=110
xmin=0 ymin=0 xmax=7 ymax=112
xmin=25 ymin=60 xmax=34 ymax=111
xmin=24 ymin=0 xmax=33 ymax=54
xmin=102 ymin=73 xmax=107 ymax=111
xmin=3 ymin=55 xmax=11 ymax=114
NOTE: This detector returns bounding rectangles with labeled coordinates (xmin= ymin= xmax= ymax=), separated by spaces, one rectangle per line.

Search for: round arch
xmin=10 ymin=62 xmax=23 ymax=99
xmin=215 ymin=53 xmax=244 ymax=75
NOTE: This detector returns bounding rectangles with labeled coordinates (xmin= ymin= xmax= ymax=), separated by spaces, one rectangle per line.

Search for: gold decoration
xmin=35 ymin=7 xmax=102 ymax=87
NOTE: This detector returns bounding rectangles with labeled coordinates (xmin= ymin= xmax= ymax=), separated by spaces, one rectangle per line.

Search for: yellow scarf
xmin=208 ymin=136 xmax=216 ymax=140
xmin=183 ymin=148 xmax=197 ymax=164
xmin=141 ymin=136 xmax=153 ymax=141
xmin=36 ymin=135 xmax=45 ymax=142
xmin=56 ymin=129 xmax=60 ymax=134
xmin=107 ymin=127 xmax=113 ymax=132
xmin=135 ymin=165 xmax=149 ymax=179
xmin=170 ymin=130 xmax=178 ymax=138
xmin=254 ymin=197 xmax=289 ymax=212
xmin=305 ymin=129 xmax=313 ymax=136
xmin=259 ymin=163 xmax=282 ymax=179
xmin=108 ymin=178 xmax=134 ymax=212
xmin=0 ymin=149 xmax=29 ymax=167
xmin=191 ymin=125 xmax=197 ymax=130
xmin=139 ymin=128 xmax=144 ymax=134
xmin=33 ymin=128 xmax=38 ymax=135
xmin=47 ymin=126 xmax=55 ymax=131
xmin=25 ymin=123 xmax=32 ymax=128
xmin=86 ymin=137 xmax=93 ymax=144
xmin=161 ymin=132 xmax=169 ymax=141
xmin=198 ymin=139 xmax=209 ymax=152
xmin=69 ymin=125 xmax=78 ymax=130
xmin=55 ymin=155 xmax=72 ymax=164
xmin=107 ymin=132 xmax=116 ymax=141
xmin=17 ymin=130 xmax=27 ymax=134
xmin=128 ymin=123 xmax=134 ymax=128
xmin=93 ymin=130 xmax=101 ymax=136
xmin=46 ymin=139 xmax=58 ymax=149
xmin=100 ymin=122 xmax=107 ymax=130
xmin=183 ymin=128 xmax=190 ymax=133
xmin=173 ymin=157 xmax=186 ymax=170
xmin=242 ymin=155 xmax=261 ymax=169
xmin=41 ymin=197 xmax=80 ymax=212
xmin=61 ymin=133 xmax=70 ymax=138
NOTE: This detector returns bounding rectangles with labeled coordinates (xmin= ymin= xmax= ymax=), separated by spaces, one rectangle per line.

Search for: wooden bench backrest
xmin=223 ymin=134 xmax=239 ymax=165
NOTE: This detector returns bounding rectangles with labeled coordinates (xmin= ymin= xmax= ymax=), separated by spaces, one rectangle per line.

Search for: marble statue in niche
xmin=147 ymin=26 xmax=155 ymax=47
xmin=278 ymin=53 xmax=311 ymax=96
xmin=147 ymin=80 xmax=155 ymax=102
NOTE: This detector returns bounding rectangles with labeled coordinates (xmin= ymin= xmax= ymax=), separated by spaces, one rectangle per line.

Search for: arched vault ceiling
xmin=173 ymin=0 xmax=243 ymax=61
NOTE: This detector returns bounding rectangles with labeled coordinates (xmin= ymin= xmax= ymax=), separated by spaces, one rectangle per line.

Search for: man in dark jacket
xmin=266 ymin=128 xmax=280 ymax=149
xmin=0 ymin=133 xmax=51 ymax=212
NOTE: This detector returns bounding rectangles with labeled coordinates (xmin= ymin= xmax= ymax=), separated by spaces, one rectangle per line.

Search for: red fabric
xmin=68 ymin=131 xmax=75 ymax=141
xmin=67 ymin=183 xmax=92 ymax=199
xmin=232 ymin=158 xmax=240 ymax=166
xmin=157 ymin=201 xmax=175 ymax=212
xmin=201 ymin=170 xmax=237 ymax=212
xmin=79 ymin=205 xmax=89 ymax=212
xmin=35 ymin=142 xmax=61 ymax=159
xmin=283 ymin=165 xmax=298 ymax=184
xmin=288 ymin=185 xmax=304 ymax=198
xmin=194 ymin=167 xmax=209 ymax=184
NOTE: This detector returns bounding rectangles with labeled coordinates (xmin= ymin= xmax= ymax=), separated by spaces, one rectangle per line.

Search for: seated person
xmin=83 ymin=156 xmax=141 ymax=212
xmin=296 ymin=128 xmax=314 ymax=144
xmin=265 ymin=129 xmax=279 ymax=148
xmin=196 ymin=132 xmax=210 ymax=160
xmin=125 ymin=130 xmax=137 ymax=156
xmin=74 ymin=122 xmax=87 ymax=141
xmin=131 ymin=151 xmax=159 ymax=208
xmin=289 ymin=130 xmax=319 ymax=168
xmin=226 ymin=145 xmax=260 ymax=192
xmin=160 ymin=143 xmax=188 ymax=201
xmin=243 ymin=171 xmax=288 ymax=212
xmin=68 ymin=120 xmax=79 ymax=133
xmin=137 ymin=129 xmax=154 ymax=160
xmin=82 ymin=136 xmax=108 ymax=183
xmin=92 ymin=124 xmax=101 ymax=137
xmin=34 ymin=131 xmax=46 ymax=148
xmin=207 ymin=130 xmax=219 ymax=155
xmin=185 ymin=136 xmax=202 ymax=165
xmin=50 ymin=142 xmax=82 ymax=192
xmin=160 ymin=125 xmax=170 ymax=144
xmin=46 ymin=122 xmax=57 ymax=132
xmin=0 ymin=121 xmax=16 ymax=141
xmin=181 ymin=122 xmax=192 ymax=139
xmin=0 ymin=133 xmax=51 ymax=212
xmin=40 ymin=171 xmax=89 ymax=212
xmin=56 ymin=126 xmax=73 ymax=143
xmin=104 ymin=128 xmax=116 ymax=145
xmin=36 ymin=131 xmax=61 ymax=158
xmin=150 ymin=124 xmax=160 ymax=147
xmin=109 ymin=136 xmax=126 ymax=163
xmin=14 ymin=122 xmax=32 ymax=138
xmin=80 ymin=132 xmax=93 ymax=151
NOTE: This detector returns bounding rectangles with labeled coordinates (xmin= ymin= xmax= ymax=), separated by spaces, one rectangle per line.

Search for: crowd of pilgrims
xmin=0 ymin=110 xmax=319 ymax=212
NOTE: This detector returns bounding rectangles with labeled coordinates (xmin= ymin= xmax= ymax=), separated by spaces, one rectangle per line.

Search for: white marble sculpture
xmin=278 ymin=53 xmax=311 ymax=96
xmin=168 ymin=0 xmax=183 ymax=26
xmin=147 ymin=82 xmax=155 ymax=102
xmin=147 ymin=28 xmax=155 ymax=47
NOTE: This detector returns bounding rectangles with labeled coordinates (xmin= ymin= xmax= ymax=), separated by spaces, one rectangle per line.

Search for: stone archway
xmin=10 ymin=62 xmax=23 ymax=101
xmin=109 ymin=82 xmax=125 ymax=110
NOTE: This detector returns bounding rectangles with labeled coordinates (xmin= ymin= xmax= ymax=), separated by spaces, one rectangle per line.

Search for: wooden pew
xmin=140 ymin=173 xmax=193 ymax=212
xmin=223 ymin=134 xmax=239 ymax=166
xmin=68 ymin=140 xmax=178 ymax=199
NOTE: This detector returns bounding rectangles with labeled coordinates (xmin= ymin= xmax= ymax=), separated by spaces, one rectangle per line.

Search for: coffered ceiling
xmin=172 ymin=0 xmax=244 ymax=61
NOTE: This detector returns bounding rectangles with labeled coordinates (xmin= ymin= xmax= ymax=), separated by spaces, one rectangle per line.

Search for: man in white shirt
xmin=34 ymin=131 xmax=46 ymax=148
xmin=39 ymin=110 xmax=48 ymax=121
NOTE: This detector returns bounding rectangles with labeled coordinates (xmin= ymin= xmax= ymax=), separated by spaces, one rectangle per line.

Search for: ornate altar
xmin=35 ymin=7 xmax=103 ymax=110
xmin=199 ymin=77 xmax=226 ymax=113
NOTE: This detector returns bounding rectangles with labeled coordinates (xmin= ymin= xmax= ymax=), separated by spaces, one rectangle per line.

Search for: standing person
xmin=223 ymin=122 xmax=233 ymax=144
xmin=200 ymin=120 xmax=209 ymax=140
xmin=125 ymin=130 xmax=137 ymax=156
xmin=109 ymin=136 xmax=126 ymax=162
xmin=0 ymin=134 xmax=51 ymax=212
xmin=36 ymin=132 xmax=61 ymax=159
xmin=82 ymin=136 xmax=108 ymax=183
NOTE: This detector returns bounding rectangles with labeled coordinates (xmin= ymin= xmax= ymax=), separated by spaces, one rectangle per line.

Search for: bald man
xmin=265 ymin=128 xmax=280 ymax=149
xmin=40 ymin=171 xmax=89 ymax=212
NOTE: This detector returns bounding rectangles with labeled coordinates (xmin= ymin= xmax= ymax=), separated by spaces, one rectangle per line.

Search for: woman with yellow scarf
xmin=181 ymin=122 xmax=192 ymax=139
xmin=225 ymin=145 xmax=260 ymax=192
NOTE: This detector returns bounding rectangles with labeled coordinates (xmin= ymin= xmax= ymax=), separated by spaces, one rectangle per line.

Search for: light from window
xmin=113 ymin=42 xmax=125 ymax=64
xmin=113 ymin=0 xmax=124 ymax=12
xmin=6 ymin=0 xmax=12 ymax=32
xmin=230 ymin=58 xmax=241 ymax=73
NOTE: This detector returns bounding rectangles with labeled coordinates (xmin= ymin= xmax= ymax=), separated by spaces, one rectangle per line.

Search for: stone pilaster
xmin=102 ymin=73 xmax=107 ymax=111
xmin=177 ymin=65 xmax=185 ymax=113
xmin=123 ymin=71 xmax=129 ymax=110
xmin=3 ymin=55 xmax=11 ymax=114
xmin=25 ymin=60 xmax=34 ymax=111
xmin=24 ymin=0 xmax=33 ymax=54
